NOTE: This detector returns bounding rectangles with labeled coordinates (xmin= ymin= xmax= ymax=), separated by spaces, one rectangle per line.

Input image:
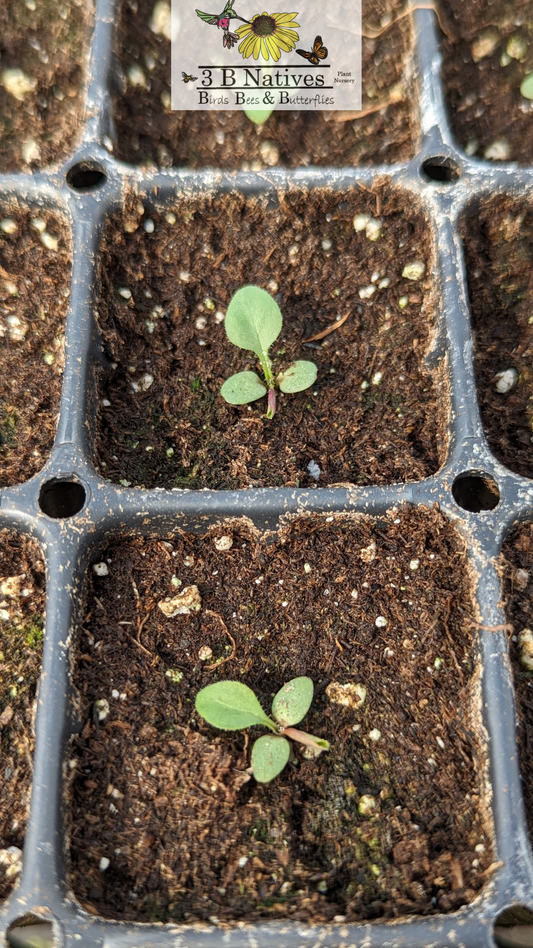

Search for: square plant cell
xmin=500 ymin=522 xmax=533 ymax=847
xmin=68 ymin=506 xmax=494 ymax=925
xmin=113 ymin=0 xmax=418 ymax=168
xmin=95 ymin=187 xmax=447 ymax=490
xmin=0 ymin=205 xmax=71 ymax=488
xmin=0 ymin=531 xmax=45 ymax=903
xmin=0 ymin=0 xmax=94 ymax=172
xmin=441 ymin=0 xmax=533 ymax=165
xmin=461 ymin=196 xmax=533 ymax=480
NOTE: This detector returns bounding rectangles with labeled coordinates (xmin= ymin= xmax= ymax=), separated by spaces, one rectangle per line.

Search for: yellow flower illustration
xmin=236 ymin=11 xmax=300 ymax=62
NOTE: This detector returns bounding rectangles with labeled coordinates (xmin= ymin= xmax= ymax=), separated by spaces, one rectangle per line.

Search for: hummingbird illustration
xmin=195 ymin=0 xmax=250 ymax=31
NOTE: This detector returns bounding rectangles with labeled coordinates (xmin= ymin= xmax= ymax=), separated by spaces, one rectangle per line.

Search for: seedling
xmin=195 ymin=676 xmax=329 ymax=783
xmin=243 ymin=106 xmax=274 ymax=125
xmin=220 ymin=285 xmax=317 ymax=418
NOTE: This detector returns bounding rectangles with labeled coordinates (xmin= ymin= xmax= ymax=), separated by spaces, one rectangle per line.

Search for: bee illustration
xmin=182 ymin=71 xmax=199 ymax=83
xmin=296 ymin=35 xmax=328 ymax=66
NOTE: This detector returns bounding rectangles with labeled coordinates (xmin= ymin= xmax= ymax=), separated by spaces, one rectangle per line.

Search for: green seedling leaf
xmin=220 ymin=371 xmax=267 ymax=405
xmin=521 ymin=73 xmax=533 ymax=99
xmin=272 ymin=676 xmax=314 ymax=726
xmin=225 ymin=286 xmax=282 ymax=362
xmin=195 ymin=681 xmax=274 ymax=731
xmin=243 ymin=107 xmax=275 ymax=125
xmin=278 ymin=360 xmax=318 ymax=394
xmin=251 ymin=734 xmax=291 ymax=783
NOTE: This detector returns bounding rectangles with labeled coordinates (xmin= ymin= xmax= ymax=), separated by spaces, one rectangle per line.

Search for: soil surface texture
xmin=113 ymin=0 xmax=417 ymax=168
xmin=461 ymin=196 xmax=533 ymax=480
xmin=500 ymin=523 xmax=533 ymax=845
xmin=69 ymin=506 xmax=493 ymax=924
xmin=0 ymin=531 xmax=45 ymax=902
xmin=0 ymin=0 xmax=93 ymax=172
xmin=0 ymin=206 xmax=71 ymax=488
xmin=95 ymin=187 xmax=446 ymax=490
xmin=442 ymin=0 xmax=533 ymax=164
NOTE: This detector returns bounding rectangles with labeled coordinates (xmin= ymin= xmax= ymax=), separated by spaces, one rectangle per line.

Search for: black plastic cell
xmin=1 ymin=0 xmax=533 ymax=946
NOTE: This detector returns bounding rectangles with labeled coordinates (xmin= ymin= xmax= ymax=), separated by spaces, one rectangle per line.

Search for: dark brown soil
xmin=95 ymin=187 xmax=447 ymax=490
xmin=0 ymin=0 xmax=93 ymax=172
xmin=69 ymin=506 xmax=494 ymax=924
xmin=113 ymin=0 xmax=418 ymax=168
xmin=0 ymin=206 xmax=71 ymax=488
xmin=499 ymin=523 xmax=533 ymax=845
xmin=460 ymin=196 xmax=533 ymax=479
xmin=0 ymin=531 xmax=45 ymax=902
xmin=442 ymin=0 xmax=533 ymax=164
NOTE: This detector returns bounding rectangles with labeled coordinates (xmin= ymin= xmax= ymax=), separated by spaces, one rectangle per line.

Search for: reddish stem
xmin=280 ymin=726 xmax=329 ymax=752
xmin=266 ymin=388 xmax=276 ymax=419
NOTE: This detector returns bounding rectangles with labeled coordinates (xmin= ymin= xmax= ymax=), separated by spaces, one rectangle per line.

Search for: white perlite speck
xmin=150 ymin=1 xmax=172 ymax=40
xmin=402 ymin=261 xmax=425 ymax=281
xmin=358 ymin=794 xmax=377 ymax=815
xmin=365 ymin=218 xmax=382 ymax=241
xmin=518 ymin=628 xmax=533 ymax=671
xmin=259 ymin=140 xmax=280 ymax=166
xmin=95 ymin=699 xmax=110 ymax=721
xmin=359 ymin=285 xmax=376 ymax=300
xmin=494 ymin=368 xmax=518 ymax=393
xmin=158 ymin=585 xmax=202 ymax=617
xmin=93 ymin=562 xmax=109 ymax=577
xmin=0 ymin=219 xmax=17 ymax=235
xmin=307 ymin=460 xmax=321 ymax=480
xmin=214 ymin=536 xmax=233 ymax=551
xmin=99 ymin=857 xmax=110 ymax=871
xmin=471 ymin=31 xmax=499 ymax=62
xmin=484 ymin=139 xmax=511 ymax=161
xmin=360 ymin=540 xmax=376 ymax=563
xmin=2 ymin=68 xmax=36 ymax=100
xmin=40 ymin=232 xmax=59 ymax=251
xmin=368 ymin=728 xmax=381 ymax=742
xmin=326 ymin=681 xmax=366 ymax=710
xmin=127 ymin=65 xmax=147 ymax=88
xmin=353 ymin=213 xmax=371 ymax=232
xmin=375 ymin=616 xmax=388 ymax=628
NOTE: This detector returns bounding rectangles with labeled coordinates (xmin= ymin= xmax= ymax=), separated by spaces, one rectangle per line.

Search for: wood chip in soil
xmin=95 ymin=186 xmax=446 ymax=490
xmin=69 ymin=505 xmax=493 ymax=925
xmin=0 ymin=205 xmax=71 ymax=488
xmin=113 ymin=0 xmax=418 ymax=169
xmin=441 ymin=0 xmax=533 ymax=164
xmin=0 ymin=0 xmax=94 ymax=172
xmin=500 ymin=523 xmax=533 ymax=848
xmin=0 ymin=531 xmax=45 ymax=902
xmin=461 ymin=196 xmax=533 ymax=479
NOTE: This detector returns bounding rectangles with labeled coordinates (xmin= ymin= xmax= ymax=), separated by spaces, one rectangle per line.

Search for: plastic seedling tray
xmin=1 ymin=0 xmax=533 ymax=946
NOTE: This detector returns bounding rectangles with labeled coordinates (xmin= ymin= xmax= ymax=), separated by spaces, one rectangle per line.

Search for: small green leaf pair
xmin=195 ymin=677 xmax=330 ymax=783
xmin=220 ymin=285 xmax=317 ymax=419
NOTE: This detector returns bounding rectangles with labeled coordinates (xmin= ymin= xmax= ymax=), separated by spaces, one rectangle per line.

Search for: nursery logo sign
xmin=171 ymin=0 xmax=361 ymax=111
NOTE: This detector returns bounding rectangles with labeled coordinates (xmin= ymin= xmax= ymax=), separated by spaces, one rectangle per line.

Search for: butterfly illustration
xmin=182 ymin=71 xmax=199 ymax=83
xmin=296 ymin=35 xmax=328 ymax=66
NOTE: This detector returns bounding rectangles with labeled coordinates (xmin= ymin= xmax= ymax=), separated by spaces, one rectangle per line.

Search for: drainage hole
xmin=421 ymin=156 xmax=461 ymax=183
xmin=494 ymin=905 xmax=533 ymax=948
xmin=7 ymin=916 xmax=56 ymax=948
xmin=66 ymin=161 xmax=107 ymax=191
xmin=452 ymin=472 xmax=500 ymax=512
xmin=38 ymin=478 xmax=86 ymax=519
